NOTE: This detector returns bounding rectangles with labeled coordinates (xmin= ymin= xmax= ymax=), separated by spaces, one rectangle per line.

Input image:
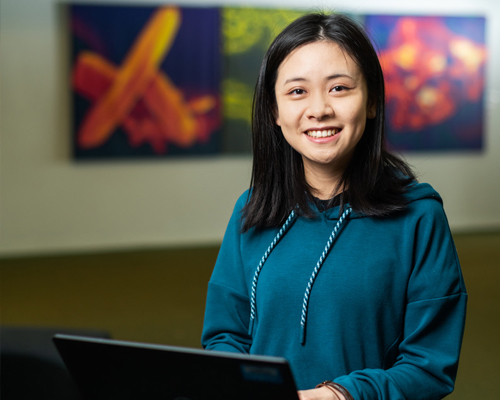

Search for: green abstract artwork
xmin=221 ymin=7 xmax=307 ymax=153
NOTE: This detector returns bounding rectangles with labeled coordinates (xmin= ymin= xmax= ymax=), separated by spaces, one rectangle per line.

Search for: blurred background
xmin=1 ymin=0 xmax=499 ymax=399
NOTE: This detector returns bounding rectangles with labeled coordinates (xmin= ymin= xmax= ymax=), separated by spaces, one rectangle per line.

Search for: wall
xmin=1 ymin=0 xmax=499 ymax=257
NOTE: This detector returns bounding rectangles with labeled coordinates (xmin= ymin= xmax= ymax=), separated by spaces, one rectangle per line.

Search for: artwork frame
xmin=70 ymin=4 xmax=222 ymax=160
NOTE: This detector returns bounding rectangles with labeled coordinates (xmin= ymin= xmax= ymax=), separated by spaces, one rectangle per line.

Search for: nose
xmin=306 ymin=93 xmax=334 ymax=120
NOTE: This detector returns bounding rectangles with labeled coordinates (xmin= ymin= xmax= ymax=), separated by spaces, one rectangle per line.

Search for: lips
xmin=305 ymin=128 xmax=340 ymax=138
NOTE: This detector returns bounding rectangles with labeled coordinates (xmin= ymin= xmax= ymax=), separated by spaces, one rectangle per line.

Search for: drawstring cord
xmin=300 ymin=207 xmax=352 ymax=344
xmin=248 ymin=210 xmax=297 ymax=335
xmin=248 ymin=206 xmax=352 ymax=344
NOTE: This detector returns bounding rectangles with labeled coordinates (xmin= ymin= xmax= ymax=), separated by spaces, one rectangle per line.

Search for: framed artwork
xmin=365 ymin=15 xmax=487 ymax=152
xmin=69 ymin=5 xmax=488 ymax=159
xmin=220 ymin=7 xmax=307 ymax=153
xmin=70 ymin=5 xmax=222 ymax=159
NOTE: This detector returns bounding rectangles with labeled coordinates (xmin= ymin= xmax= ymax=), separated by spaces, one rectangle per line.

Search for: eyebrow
xmin=282 ymin=74 xmax=354 ymax=86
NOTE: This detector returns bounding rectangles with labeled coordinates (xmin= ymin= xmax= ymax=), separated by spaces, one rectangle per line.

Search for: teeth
xmin=307 ymin=129 xmax=337 ymax=138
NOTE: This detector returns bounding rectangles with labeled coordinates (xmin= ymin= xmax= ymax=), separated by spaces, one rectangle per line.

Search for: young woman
xmin=202 ymin=13 xmax=467 ymax=400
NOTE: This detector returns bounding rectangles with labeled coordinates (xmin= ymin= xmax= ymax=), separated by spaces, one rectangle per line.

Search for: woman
xmin=202 ymin=13 xmax=467 ymax=400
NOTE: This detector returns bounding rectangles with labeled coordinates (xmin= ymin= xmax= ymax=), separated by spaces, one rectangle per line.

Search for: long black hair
xmin=242 ymin=12 xmax=415 ymax=232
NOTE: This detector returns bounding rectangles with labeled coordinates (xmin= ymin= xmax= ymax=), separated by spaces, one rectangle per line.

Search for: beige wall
xmin=1 ymin=0 xmax=499 ymax=257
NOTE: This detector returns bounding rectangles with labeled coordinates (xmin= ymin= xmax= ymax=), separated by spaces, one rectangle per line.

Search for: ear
xmin=367 ymin=98 xmax=377 ymax=119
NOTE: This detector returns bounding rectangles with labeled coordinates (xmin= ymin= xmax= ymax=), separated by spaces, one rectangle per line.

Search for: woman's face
xmin=274 ymin=40 xmax=375 ymax=178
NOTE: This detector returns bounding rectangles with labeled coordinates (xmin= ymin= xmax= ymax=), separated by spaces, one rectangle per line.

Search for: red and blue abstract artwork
xmin=365 ymin=15 xmax=486 ymax=152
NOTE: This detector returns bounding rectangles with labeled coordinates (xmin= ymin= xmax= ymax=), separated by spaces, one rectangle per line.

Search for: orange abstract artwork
xmin=70 ymin=5 xmax=221 ymax=158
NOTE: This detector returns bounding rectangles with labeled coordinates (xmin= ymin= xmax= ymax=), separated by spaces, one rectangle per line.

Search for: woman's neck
xmin=303 ymin=162 xmax=346 ymax=200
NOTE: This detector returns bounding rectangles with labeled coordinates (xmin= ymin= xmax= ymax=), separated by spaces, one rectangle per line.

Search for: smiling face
xmin=274 ymin=40 xmax=376 ymax=192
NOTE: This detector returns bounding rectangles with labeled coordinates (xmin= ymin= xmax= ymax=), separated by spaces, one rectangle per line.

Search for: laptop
xmin=53 ymin=334 xmax=300 ymax=400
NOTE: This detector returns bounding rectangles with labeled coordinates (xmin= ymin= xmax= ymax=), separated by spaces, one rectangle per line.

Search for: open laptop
xmin=53 ymin=334 xmax=300 ymax=400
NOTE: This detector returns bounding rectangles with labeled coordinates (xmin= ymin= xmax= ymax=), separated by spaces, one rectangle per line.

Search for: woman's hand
xmin=298 ymin=386 xmax=346 ymax=400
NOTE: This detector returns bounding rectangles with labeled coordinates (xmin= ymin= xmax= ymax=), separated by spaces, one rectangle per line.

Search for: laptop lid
xmin=53 ymin=334 xmax=300 ymax=400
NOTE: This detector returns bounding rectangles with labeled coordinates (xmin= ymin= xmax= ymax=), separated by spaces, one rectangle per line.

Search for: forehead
xmin=276 ymin=40 xmax=362 ymax=81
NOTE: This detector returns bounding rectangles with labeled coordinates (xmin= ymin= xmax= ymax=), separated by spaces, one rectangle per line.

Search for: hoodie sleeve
xmin=334 ymin=199 xmax=467 ymax=400
xmin=201 ymin=193 xmax=253 ymax=354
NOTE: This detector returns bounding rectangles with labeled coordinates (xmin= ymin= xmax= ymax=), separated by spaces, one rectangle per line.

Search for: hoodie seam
xmin=406 ymin=291 xmax=466 ymax=306
xmin=208 ymin=280 xmax=250 ymax=301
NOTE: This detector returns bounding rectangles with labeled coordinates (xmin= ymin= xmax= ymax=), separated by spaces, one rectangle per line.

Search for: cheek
xmin=281 ymin=131 xmax=303 ymax=156
xmin=275 ymin=101 xmax=303 ymax=127
xmin=367 ymin=101 xmax=377 ymax=119
xmin=274 ymin=104 xmax=281 ymax=126
xmin=275 ymin=105 xmax=283 ymax=127
xmin=343 ymin=101 xmax=369 ymax=127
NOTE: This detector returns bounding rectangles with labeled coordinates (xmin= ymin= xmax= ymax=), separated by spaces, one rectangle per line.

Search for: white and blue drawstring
xmin=300 ymin=207 xmax=352 ymax=344
xmin=248 ymin=206 xmax=352 ymax=344
xmin=248 ymin=210 xmax=297 ymax=335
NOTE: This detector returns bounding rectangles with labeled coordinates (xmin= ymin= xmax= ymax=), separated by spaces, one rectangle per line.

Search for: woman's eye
xmin=290 ymin=89 xmax=305 ymax=95
xmin=332 ymin=86 xmax=347 ymax=92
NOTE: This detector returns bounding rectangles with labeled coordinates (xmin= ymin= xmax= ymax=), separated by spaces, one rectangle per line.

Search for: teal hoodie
xmin=202 ymin=182 xmax=467 ymax=399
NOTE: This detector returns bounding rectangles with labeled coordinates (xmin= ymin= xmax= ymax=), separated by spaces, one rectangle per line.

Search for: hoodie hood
xmin=313 ymin=181 xmax=442 ymax=221
xmin=404 ymin=181 xmax=443 ymax=204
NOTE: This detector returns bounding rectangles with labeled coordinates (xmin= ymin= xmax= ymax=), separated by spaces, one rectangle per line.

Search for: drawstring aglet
xmin=248 ymin=318 xmax=254 ymax=335
xmin=300 ymin=324 xmax=306 ymax=345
